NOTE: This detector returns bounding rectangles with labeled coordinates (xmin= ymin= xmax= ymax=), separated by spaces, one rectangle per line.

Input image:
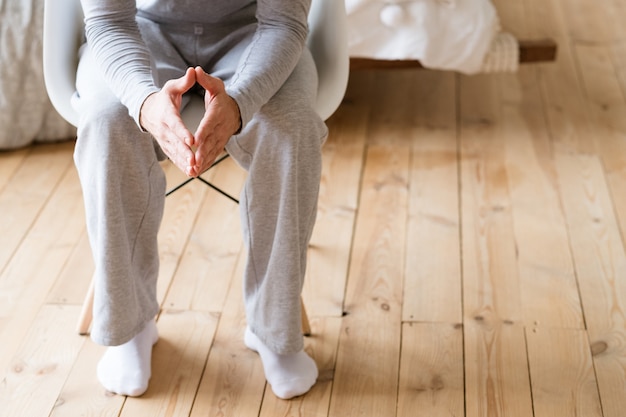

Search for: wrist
xmin=139 ymin=91 xmax=159 ymax=132
xmin=230 ymin=96 xmax=242 ymax=135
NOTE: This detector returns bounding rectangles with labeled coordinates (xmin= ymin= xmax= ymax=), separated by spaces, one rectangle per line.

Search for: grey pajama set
xmin=75 ymin=0 xmax=327 ymax=355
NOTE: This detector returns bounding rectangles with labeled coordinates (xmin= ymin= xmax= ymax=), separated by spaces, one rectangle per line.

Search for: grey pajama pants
xmin=74 ymin=16 xmax=328 ymax=355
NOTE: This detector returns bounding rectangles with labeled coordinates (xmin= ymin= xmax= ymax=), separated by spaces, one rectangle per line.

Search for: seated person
xmin=75 ymin=0 xmax=327 ymax=399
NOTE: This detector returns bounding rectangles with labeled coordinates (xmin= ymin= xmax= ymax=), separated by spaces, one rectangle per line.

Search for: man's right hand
xmin=140 ymin=68 xmax=197 ymax=177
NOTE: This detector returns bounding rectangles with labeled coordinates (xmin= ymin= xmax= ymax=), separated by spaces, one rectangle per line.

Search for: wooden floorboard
xmin=397 ymin=322 xmax=464 ymax=417
xmin=500 ymin=67 xmax=583 ymax=329
xmin=3 ymin=0 xmax=626 ymax=415
xmin=1 ymin=305 xmax=85 ymax=417
xmin=404 ymin=71 xmax=462 ymax=324
xmin=459 ymin=73 xmax=535 ymax=417
xmin=527 ymin=327 xmax=603 ymax=417
xmin=556 ymin=153 xmax=626 ymax=417
xmin=329 ymin=144 xmax=408 ymax=417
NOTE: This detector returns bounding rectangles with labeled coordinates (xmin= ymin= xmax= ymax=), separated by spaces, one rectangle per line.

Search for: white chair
xmin=43 ymin=0 xmax=350 ymax=335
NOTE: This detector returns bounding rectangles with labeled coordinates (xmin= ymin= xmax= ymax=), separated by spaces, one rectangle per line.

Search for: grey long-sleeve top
xmin=80 ymin=0 xmax=311 ymax=129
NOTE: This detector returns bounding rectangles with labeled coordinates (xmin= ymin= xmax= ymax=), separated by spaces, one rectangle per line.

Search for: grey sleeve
xmin=225 ymin=0 xmax=312 ymax=131
xmin=80 ymin=0 xmax=159 ymax=128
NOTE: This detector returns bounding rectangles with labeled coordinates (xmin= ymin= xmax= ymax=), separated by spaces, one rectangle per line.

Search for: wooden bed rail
xmin=349 ymin=39 xmax=557 ymax=70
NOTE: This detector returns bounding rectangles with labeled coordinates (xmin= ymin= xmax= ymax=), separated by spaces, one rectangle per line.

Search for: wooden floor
xmin=3 ymin=0 xmax=626 ymax=415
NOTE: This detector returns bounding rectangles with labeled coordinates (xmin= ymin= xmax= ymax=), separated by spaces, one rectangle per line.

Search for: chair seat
xmin=181 ymin=95 xmax=206 ymax=132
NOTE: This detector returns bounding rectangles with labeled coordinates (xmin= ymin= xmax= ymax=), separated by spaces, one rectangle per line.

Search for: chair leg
xmin=301 ymin=298 xmax=312 ymax=337
xmin=77 ymin=279 xmax=313 ymax=337
xmin=76 ymin=278 xmax=95 ymax=335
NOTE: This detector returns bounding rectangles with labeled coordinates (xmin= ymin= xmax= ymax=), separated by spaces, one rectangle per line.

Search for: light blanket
xmin=346 ymin=0 xmax=500 ymax=74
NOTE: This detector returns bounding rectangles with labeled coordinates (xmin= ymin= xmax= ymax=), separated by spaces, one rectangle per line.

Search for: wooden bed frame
xmin=349 ymin=39 xmax=558 ymax=70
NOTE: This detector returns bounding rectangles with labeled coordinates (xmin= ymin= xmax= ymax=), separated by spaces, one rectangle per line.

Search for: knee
xmin=78 ymin=97 xmax=135 ymax=137
xmin=261 ymin=103 xmax=328 ymax=152
xmin=263 ymin=107 xmax=326 ymax=185
xmin=75 ymin=97 xmax=144 ymax=163
xmin=228 ymin=99 xmax=328 ymax=173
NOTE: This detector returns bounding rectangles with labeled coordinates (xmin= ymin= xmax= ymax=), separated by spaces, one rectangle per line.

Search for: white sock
xmin=96 ymin=320 xmax=159 ymax=397
xmin=244 ymin=327 xmax=318 ymax=399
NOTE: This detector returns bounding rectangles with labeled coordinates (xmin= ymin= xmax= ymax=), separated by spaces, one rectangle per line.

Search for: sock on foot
xmin=96 ymin=319 xmax=159 ymax=397
xmin=244 ymin=326 xmax=318 ymax=399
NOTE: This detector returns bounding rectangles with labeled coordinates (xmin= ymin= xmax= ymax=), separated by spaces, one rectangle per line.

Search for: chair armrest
xmin=43 ymin=0 xmax=83 ymax=127
xmin=308 ymin=0 xmax=350 ymax=121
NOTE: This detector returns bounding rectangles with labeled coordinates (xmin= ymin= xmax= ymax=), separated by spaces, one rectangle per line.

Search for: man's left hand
xmin=190 ymin=66 xmax=242 ymax=177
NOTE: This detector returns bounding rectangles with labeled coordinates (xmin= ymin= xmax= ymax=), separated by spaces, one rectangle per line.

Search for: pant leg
xmin=161 ymin=21 xmax=325 ymax=354
xmin=74 ymin=17 xmax=190 ymax=346
xmin=73 ymin=45 xmax=164 ymax=345
xmin=225 ymin=49 xmax=328 ymax=354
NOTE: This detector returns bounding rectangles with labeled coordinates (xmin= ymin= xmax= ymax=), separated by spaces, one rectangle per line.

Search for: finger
xmin=160 ymin=128 xmax=194 ymax=169
xmin=188 ymin=122 xmax=212 ymax=173
xmin=166 ymin=67 xmax=197 ymax=95
xmin=194 ymin=149 xmax=218 ymax=175
xmin=169 ymin=114 xmax=195 ymax=148
xmin=194 ymin=66 xmax=224 ymax=96
xmin=194 ymin=131 xmax=231 ymax=174
xmin=192 ymin=107 xmax=235 ymax=170
xmin=150 ymin=113 xmax=196 ymax=176
xmin=154 ymin=103 xmax=193 ymax=149
xmin=173 ymin=145 xmax=196 ymax=177
xmin=193 ymin=136 xmax=212 ymax=171
xmin=193 ymin=106 xmax=216 ymax=149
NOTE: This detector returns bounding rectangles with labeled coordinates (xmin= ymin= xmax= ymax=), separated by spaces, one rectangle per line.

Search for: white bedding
xmin=0 ymin=0 xmax=76 ymax=150
xmin=346 ymin=0 xmax=501 ymax=74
